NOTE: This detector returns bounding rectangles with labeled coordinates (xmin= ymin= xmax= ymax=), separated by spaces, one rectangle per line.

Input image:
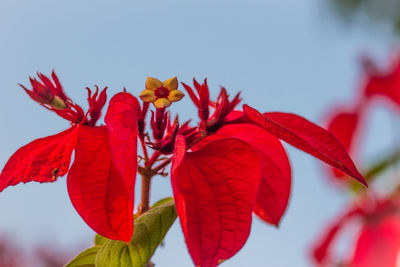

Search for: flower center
xmin=155 ymin=87 xmax=169 ymax=98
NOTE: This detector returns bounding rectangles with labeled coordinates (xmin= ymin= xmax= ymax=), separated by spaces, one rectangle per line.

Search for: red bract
xmin=311 ymin=195 xmax=400 ymax=267
xmin=197 ymin=123 xmax=291 ymax=226
xmin=312 ymin=205 xmax=363 ymax=264
xmin=174 ymin=79 xmax=365 ymax=266
xmin=350 ymin=215 xmax=400 ymax=267
xmin=0 ymin=127 xmax=79 ymax=191
xmin=171 ymin=136 xmax=261 ymax=267
xmin=243 ymin=105 xmax=366 ymax=185
xmin=363 ymin=55 xmax=400 ymax=108
xmin=0 ymin=72 xmax=139 ymax=242
xmin=105 ymin=92 xmax=140 ymax=198
xmin=67 ymin=126 xmax=134 ymax=241
xmin=324 ymin=105 xmax=365 ymax=181
xmin=326 ymin=108 xmax=361 ymax=155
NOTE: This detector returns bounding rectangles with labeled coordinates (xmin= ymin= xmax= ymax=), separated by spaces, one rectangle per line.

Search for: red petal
xmin=351 ymin=215 xmax=400 ymax=267
xmin=171 ymin=135 xmax=261 ymax=267
xmin=0 ymin=127 xmax=78 ymax=192
xmin=105 ymin=92 xmax=139 ymax=201
xmin=203 ymin=124 xmax=291 ymax=226
xmin=67 ymin=126 xmax=133 ymax=242
xmin=243 ymin=105 xmax=366 ymax=186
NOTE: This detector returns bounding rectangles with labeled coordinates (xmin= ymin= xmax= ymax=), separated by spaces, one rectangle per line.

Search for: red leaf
xmin=171 ymin=135 xmax=261 ymax=267
xmin=105 ymin=92 xmax=139 ymax=201
xmin=203 ymin=124 xmax=291 ymax=226
xmin=351 ymin=215 xmax=400 ymax=267
xmin=243 ymin=105 xmax=366 ymax=186
xmin=0 ymin=127 xmax=79 ymax=192
xmin=67 ymin=126 xmax=133 ymax=242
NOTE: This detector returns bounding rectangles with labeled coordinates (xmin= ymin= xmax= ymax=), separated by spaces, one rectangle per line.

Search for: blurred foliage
xmin=349 ymin=149 xmax=400 ymax=193
xmin=0 ymin=235 xmax=77 ymax=267
xmin=330 ymin=0 xmax=400 ymax=33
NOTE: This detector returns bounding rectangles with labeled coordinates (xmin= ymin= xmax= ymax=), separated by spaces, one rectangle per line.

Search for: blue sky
xmin=0 ymin=0 xmax=398 ymax=266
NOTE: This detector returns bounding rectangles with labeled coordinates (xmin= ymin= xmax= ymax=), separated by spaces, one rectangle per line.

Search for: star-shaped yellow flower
xmin=139 ymin=77 xmax=185 ymax=109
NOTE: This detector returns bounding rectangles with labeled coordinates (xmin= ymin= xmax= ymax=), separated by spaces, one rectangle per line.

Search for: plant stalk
xmin=139 ymin=173 xmax=152 ymax=215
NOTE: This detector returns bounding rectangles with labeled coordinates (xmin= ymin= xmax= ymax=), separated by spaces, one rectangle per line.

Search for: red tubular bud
xmin=21 ymin=72 xmax=69 ymax=110
xmin=85 ymin=86 xmax=108 ymax=126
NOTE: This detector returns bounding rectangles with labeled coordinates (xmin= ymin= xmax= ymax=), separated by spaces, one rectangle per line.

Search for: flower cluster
xmin=0 ymin=72 xmax=366 ymax=266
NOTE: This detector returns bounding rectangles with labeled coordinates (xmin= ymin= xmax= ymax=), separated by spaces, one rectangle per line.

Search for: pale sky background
xmin=0 ymin=0 xmax=399 ymax=266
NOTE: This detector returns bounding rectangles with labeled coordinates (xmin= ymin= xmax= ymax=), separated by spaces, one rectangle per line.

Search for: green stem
xmin=364 ymin=150 xmax=400 ymax=181
xmin=350 ymin=149 xmax=400 ymax=193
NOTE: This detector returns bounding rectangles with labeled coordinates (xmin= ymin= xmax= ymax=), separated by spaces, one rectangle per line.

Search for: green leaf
xmin=151 ymin=197 xmax=174 ymax=208
xmin=94 ymin=234 xmax=108 ymax=246
xmin=95 ymin=200 xmax=177 ymax=267
xmin=65 ymin=199 xmax=176 ymax=267
xmin=65 ymin=246 xmax=100 ymax=267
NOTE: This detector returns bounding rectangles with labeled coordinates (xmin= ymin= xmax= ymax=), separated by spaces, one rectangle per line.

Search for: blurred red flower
xmin=312 ymin=194 xmax=400 ymax=267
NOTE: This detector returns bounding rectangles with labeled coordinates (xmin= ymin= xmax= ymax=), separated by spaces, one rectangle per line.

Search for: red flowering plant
xmin=311 ymin=54 xmax=400 ymax=267
xmin=0 ymin=72 xmax=366 ymax=267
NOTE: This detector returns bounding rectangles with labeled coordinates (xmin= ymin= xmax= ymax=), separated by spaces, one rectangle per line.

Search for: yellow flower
xmin=139 ymin=77 xmax=185 ymax=108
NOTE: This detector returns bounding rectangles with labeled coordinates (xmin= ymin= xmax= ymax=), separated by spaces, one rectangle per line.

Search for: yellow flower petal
xmin=167 ymin=89 xmax=185 ymax=102
xmin=154 ymin=98 xmax=171 ymax=108
xmin=139 ymin=89 xmax=156 ymax=102
xmin=162 ymin=77 xmax=178 ymax=91
xmin=146 ymin=77 xmax=162 ymax=91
